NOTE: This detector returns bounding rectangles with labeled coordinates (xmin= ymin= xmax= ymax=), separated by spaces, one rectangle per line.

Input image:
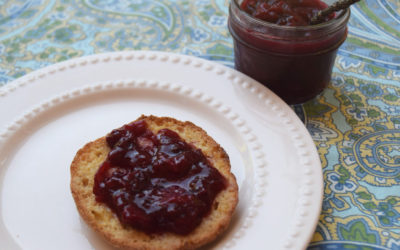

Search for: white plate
xmin=0 ymin=51 xmax=322 ymax=250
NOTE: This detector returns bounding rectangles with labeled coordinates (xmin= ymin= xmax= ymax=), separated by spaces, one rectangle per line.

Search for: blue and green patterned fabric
xmin=0 ymin=0 xmax=399 ymax=249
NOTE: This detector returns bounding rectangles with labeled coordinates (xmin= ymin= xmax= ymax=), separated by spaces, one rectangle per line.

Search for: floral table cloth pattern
xmin=0 ymin=0 xmax=399 ymax=249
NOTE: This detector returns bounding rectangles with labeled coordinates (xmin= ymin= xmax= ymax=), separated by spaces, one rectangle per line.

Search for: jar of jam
xmin=228 ymin=0 xmax=350 ymax=104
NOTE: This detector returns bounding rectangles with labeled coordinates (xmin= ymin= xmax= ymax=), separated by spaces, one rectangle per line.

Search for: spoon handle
xmin=311 ymin=0 xmax=361 ymax=25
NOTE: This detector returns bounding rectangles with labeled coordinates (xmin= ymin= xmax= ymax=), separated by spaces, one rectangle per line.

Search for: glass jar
xmin=228 ymin=0 xmax=350 ymax=104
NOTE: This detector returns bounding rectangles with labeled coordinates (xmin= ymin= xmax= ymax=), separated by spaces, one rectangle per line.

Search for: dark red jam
xmin=93 ymin=120 xmax=227 ymax=235
xmin=228 ymin=0 xmax=349 ymax=104
xmin=240 ymin=0 xmax=334 ymax=26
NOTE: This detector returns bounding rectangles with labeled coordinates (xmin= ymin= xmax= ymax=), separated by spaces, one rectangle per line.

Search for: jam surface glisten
xmin=240 ymin=0 xmax=333 ymax=26
xmin=93 ymin=120 xmax=227 ymax=235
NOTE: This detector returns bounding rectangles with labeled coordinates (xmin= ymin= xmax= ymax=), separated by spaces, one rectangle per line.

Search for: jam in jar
xmin=240 ymin=0 xmax=334 ymax=26
xmin=93 ymin=120 xmax=227 ymax=235
xmin=228 ymin=0 xmax=350 ymax=104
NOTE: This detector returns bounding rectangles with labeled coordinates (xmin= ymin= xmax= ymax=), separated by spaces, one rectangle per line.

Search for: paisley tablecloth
xmin=0 ymin=0 xmax=399 ymax=249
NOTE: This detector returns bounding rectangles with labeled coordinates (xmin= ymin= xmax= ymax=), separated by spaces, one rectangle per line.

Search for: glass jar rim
xmin=231 ymin=0 xmax=350 ymax=31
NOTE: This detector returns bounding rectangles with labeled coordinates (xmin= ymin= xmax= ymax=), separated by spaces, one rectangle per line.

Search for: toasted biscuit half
xmin=70 ymin=115 xmax=238 ymax=250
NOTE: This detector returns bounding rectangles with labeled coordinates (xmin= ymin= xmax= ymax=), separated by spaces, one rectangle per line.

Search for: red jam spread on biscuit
xmin=240 ymin=0 xmax=333 ymax=26
xmin=93 ymin=120 xmax=227 ymax=235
